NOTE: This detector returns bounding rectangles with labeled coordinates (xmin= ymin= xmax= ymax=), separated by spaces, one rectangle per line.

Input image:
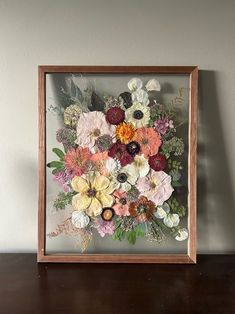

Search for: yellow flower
xmin=71 ymin=172 xmax=117 ymax=217
xmin=115 ymin=122 xmax=136 ymax=144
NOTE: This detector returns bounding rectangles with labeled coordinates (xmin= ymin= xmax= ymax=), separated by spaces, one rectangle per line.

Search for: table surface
xmin=0 ymin=254 xmax=234 ymax=314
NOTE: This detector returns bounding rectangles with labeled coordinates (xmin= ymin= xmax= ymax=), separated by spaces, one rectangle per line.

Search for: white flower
xmin=71 ymin=211 xmax=90 ymax=228
xmin=125 ymin=103 xmax=150 ymax=128
xmin=145 ymin=79 xmax=161 ymax=91
xmin=112 ymin=166 xmax=139 ymax=192
xmin=155 ymin=203 xmax=170 ymax=219
xmin=105 ymin=158 xmax=121 ymax=174
xmin=124 ymin=154 xmax=149 ymax=178
xmin=128 ymin=78 xmax=143 ymax=92
xmin=163 ymin=213 xmax=180 ymax=228
xmin=175 ymin=228 xmax=189 ymax=241
xmin=132 ymin=89 xmax=149 ymax=105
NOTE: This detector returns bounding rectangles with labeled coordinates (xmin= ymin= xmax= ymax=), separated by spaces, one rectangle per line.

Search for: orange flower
xmin=136 ymin=127 xmax=162 ymax=158
xmin=64 ymin=147 xmax=92 ymax=176
xmin=115 ymin=123 xmax=136 ymax=144
xmin=129 ymin=196 xmax=156 ymax=223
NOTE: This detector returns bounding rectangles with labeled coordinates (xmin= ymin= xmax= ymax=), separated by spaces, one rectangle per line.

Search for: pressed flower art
xmin=46 ymin=74 xmax=190 ymax=253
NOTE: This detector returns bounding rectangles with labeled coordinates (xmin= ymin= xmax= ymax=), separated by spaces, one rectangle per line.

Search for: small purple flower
xmin=53 ymin=170 xmax=73 ymax=192
xmin=154 ymin=117 xmax=174 ymax=135
xmin=94 ymin=218 xmax=115 ymax=237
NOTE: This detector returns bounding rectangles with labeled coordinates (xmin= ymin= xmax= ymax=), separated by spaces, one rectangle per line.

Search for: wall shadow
xmin=198 ymin=70 xmax=235 ymax=253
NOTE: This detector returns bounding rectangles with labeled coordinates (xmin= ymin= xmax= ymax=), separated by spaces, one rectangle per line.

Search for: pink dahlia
xmin=136 ymin=127 xmax=162 ymax=158
xmin=64 ymin=147 xmax=92 ymax=176
xmin=136 ymin=170 xmax=173 ymax=206
xmin=113 ymin=190 xmax=130 ymax=216
xmin=76 ymin=111 xmax=115 ymax=152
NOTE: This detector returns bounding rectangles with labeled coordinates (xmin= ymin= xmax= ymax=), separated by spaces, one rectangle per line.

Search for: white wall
xmin=0 ymin=0 xmax=235 ymax=253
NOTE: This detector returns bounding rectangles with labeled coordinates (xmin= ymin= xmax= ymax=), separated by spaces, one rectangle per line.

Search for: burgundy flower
xmin=148 ymin=153 xmax=167 ymax=171
xmin=106 ymin=107 xmax=125 ymax=125
xmin=108 ymin=141 xmax=133 ymax=166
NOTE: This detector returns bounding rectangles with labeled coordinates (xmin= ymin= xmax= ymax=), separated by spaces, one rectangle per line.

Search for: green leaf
xmin=52 ymin=167 xmax=64 ymax=175
xmin=47 ymin=161 xmax=63 ymax=168
xmin=126 ymin=231 xmax=136 ymax=245
xmin=135 ymin=225 xmax=145 ymax=237
xmin=52 ymin=148 xmax=65 ymax=160
xmin=172 ymin=181 xmax=182 ymax=187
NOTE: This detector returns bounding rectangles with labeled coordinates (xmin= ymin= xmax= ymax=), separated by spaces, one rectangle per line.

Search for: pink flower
xmin=95 ymin=218 xmax=115 ymax=237
xmin=76 ymin=111 xmax=115 ymax=152
xmin=113 ymin=190 xmax=130 ymax=216
xmin=136 ymin=127 xmax=162 ymax=158
xmin=53 ymin=170 xmax=72 ymax=192
xmin=64 ymin=147 xmax=92 ymax=176
xmin=154 ymin=118 xmax=174 ymax=135
xmin=137 ymin=170 xmax=174 ymax=206
xmin=90 ymin=151 xmax=109 ymax=175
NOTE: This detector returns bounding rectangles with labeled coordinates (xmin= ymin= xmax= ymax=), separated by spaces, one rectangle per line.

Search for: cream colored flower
xmin=125 ymin=103 xmax=150 ymax=128
xmin=71 ymin=211 xmax=90 ymax=228
xmin=163 ymin=213 xmax=180 ymax=228
xmin=155 ymin=203 xmax=170 ymax=219
xmin=124 ymin=154 xmax=149 ymax=178
xmin=127 ymin=78 xmax=143 ymax=92
xmin=132 ymin=89 xmax=149 ymax=105
xmin=145 ymin=79 xmax=161 ymax=91
xmin=64 ymin=104 xmax=82 ymax=127
xmin=104 ymin=158 xmax=121 ymax=175
xmin=175 ymin=228 xmax=188 ymax=241
xmin=71 ymin=172 xmax=117 ymax=217
xmin=111 ymin=165 xmax=139 ymax=192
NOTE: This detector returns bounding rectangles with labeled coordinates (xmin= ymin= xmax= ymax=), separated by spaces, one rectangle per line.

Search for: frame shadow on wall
xmin=198 ymin=70 xmax=235 ymax=252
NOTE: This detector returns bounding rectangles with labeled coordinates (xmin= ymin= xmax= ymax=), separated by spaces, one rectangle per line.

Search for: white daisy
xmin=125 ymin=103 xmax=150 ymax=128
xmin=112 ymin=166 xmax=139 ymax=192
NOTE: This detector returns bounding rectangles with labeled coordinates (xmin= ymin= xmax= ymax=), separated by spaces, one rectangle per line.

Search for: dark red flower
xmin=148 ymin=153 xmax=167 ymax=171
xmin=106 ymin=107 xmax=125 ymax=125
xmin=126 ymin=141 xmax=141 ymax=156
xmin=108 ymin=141 xmax=134 ymax=166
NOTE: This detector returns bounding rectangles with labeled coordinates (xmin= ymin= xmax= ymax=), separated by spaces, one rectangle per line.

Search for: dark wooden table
xmin=0 ymin=254 xmax=234 ymax=314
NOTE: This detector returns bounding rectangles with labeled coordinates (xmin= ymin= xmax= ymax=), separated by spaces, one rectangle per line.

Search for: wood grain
xmin=38 ymin=66 xmax=198 ymax=263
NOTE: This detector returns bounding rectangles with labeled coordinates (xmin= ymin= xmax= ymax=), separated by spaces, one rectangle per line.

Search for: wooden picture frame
xmin=38 ymin=66 xmax=198 ymax=263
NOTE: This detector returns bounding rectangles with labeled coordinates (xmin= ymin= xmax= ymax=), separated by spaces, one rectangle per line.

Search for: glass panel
xmin=45 ymin=73 xmax=189 ymax=254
